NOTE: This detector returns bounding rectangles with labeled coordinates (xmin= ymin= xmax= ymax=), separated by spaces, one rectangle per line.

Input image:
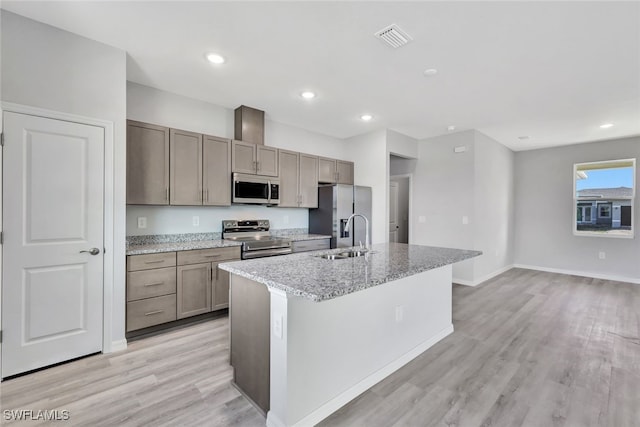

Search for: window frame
xmin=573 ymin=158 xmax=635 ymax=239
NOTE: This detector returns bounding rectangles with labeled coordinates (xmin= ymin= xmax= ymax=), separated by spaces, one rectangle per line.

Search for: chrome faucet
xmin=344 ymin=213 xmax=370 ymax=250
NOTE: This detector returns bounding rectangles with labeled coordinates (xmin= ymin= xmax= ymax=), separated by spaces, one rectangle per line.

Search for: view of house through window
xmin=574 ymin=158 xmax=635 ymax=237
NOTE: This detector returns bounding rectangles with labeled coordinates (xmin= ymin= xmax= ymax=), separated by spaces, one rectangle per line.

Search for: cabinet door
xmin=336 ymin=160 xmax=354 ymax=185
xmin=170 ymin=129 xmax=203 ymax=205
xmin=318 ymin=157 xmax=337 ymax=183
xmin=232 ymin=140 xmax=257 ymax=174
xmin=278 ymin=150 xmax=299 ymax=207
xmin=203 ymin=135 xmax=231 ymax=206
xmin=126 ymin=120 xmax=169 ymax=204
xmin=299 ymin=154 xmax=319 ymax=208
xmin=212 ymin=262 xmax=230 ymax=310
xmin=257 ymin=146 xmax=279 ymax=177
xmin=177 ymin=263 xmax=212 ymax=319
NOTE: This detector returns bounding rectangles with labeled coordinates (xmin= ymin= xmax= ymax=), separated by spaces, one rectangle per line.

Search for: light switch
xmin=462 ymin=216 xmax=469 ymax=225
xmin=192 ymin=216 xmax=200 ymax=226
xmin=137 ymin=217 xmax=147 ymax=229
xmin=418 ymin=216 xmax=426 ymax=223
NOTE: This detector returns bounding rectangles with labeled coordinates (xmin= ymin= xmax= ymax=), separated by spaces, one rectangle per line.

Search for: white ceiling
xmin=3 ymin=1 xmax=640 ymax=151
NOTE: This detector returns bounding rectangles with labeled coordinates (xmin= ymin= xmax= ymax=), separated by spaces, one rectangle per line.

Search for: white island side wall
xmin=267 ymin=265 xmax=454 ymax=427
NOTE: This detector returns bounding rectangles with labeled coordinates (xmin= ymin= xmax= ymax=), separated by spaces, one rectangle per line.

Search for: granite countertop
xmin=219 ymin=243 xmax=482 ymax=302
xmin=125 ymin=231 xmax=331 ymax=255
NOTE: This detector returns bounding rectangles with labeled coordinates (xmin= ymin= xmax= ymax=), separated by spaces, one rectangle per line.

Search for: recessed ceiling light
xmin=206 ymin=53 xmax=225 ymax=64
xmin=361 ymin=114 xmax=373 ymax=122
xmin=599 ymin=123 xmax=614 ymax=129
xmin=518 ymin=135 xmax=530 ymax=140
xmin=301 ymin=91 xmax=316 ymax=99
xmin=447 ymin=125 xmax=456 ymax=131
xmin=423 ymin=68 xmax=438 ymax=76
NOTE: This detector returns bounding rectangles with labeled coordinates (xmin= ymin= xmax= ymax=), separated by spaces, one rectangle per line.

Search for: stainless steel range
xmin=222 ymin=219 xmax=292 ymax=259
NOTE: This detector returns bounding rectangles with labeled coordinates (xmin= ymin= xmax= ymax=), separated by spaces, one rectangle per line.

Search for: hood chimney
xmin=234 ymin=105 xmax=265 ymax=145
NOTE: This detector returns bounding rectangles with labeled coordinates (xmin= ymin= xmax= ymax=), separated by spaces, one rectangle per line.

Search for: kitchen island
xmin=219 ymin=243 xmax=481 ymax=427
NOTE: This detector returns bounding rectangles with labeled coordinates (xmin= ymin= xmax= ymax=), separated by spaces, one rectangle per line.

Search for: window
xmin=574 ymin=158 xmax=635 ymax=238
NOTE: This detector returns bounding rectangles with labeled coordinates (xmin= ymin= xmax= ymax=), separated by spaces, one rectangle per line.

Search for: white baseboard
xmin=513 ymin=264 xmax=640 ymax=285
xmin=266 ymin=412 xmax=286 ymax=427
xmin=288 ymin=324 xmax=455 ymax=427
xmin=107 ymin=339 xmax=128 ymax=353
xmin=453 ymin=264 xmax=514 ymax=287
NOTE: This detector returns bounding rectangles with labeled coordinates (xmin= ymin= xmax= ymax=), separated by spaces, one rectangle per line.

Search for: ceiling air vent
xmin=374 ymin=24 xmax=413 ymax=48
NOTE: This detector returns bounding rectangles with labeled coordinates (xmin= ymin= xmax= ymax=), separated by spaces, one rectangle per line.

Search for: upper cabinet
xmin=232 ymin=140 xmax=278 ymax=177
xmin=126 ymin=121 xmax=231 ymax=206
xmin=318 ymin=157 xmax=354 ymax=185
xmin=278 ymin=150 xmax=319 ymax=208
xmin=170 ymin=129 xmax=203 ymax=205
xmin=203 ymin=135 xmax=232 ymax=206
xmin=126 ymin=120 xmax=170 ymax=205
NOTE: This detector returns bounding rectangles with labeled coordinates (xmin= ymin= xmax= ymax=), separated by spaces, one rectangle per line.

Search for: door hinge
xmin=0 ymin=231 xmax=3 ymax=244
xmin=0 ymin=132 xmax=4 ymax=146
xmin=0 ymin=330 xmax=3 ymax=343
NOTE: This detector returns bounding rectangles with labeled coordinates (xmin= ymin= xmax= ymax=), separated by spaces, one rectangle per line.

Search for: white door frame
xmin=0 ymin=102 xmax=116 ymax=376
xmin=390 ymin=173 xmax=413 ymax=244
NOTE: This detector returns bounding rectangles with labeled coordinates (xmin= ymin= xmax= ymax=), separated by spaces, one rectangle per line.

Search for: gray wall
xmin=514 ymin=136 xmax=640 ymax=282
xmin=412 ymin=130 xmax=516 ymax=284
xmin=1 ymin=11 xmax=128 ymax=344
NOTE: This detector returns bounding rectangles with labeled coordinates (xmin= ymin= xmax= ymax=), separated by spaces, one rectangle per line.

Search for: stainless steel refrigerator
xmin=309 ymin=185 xmax=372 ymax=248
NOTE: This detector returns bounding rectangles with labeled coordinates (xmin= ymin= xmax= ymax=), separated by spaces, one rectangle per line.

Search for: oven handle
xmin=244 ymin=243 xmax=292 ymax=251
xmin=242 ymin=248 xmax=293 ymax=259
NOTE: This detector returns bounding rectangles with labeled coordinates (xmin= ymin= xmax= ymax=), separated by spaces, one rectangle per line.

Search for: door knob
xmin=80 ymin=248 xmax=100 ymax=255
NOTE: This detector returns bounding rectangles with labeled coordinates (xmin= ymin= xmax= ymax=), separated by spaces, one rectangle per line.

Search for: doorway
xmin=389 ymin=176 xmax=410 ymax=244
xmin=1 ymin=109 xmax=109 ymax=378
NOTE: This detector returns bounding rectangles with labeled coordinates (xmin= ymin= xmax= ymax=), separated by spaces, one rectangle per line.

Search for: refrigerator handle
xmin=340 ymin=219 xmax=350 ymax=238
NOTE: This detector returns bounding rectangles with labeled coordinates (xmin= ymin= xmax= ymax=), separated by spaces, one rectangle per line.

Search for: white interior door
xmin=2 ymin=112 xmax=104 ymax=378
xmin=389 ymin=181 xmax=399 ymax=243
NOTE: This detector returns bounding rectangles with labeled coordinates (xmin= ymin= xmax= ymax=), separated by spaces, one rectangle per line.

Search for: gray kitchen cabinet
xmin=126 ymin=252 xmax=177 ymax=332
xmin=126 ymin=120 xmax=170 ymax=205
xmin=203 ymin=135 xmax=231 ymax=206
xmin=170 ymin=128 xmax=203 ymax=205
xmin=299 ymin=153 xmax=319 ymax=208
xmin=291 ymin=239 xmax=330 ymax=253
xmin=336 ymin=160 xmax=354 ymax=185
xmin=318 ymin=157 xmax=337 ymax=183
xmin=177 ymin=263 xmax=212 ymax=319
xmin=212 ymin=261 xmax=231 ymax=310
xmin=318 ymin=157 xmax=354 ymax=185
xmin=232 ymin=140 xmax=278 ymax=176
xmin=278 ymin=149 xmax=300 ymax=207
xmin=278 ymin=150 xmax=318 ymax=208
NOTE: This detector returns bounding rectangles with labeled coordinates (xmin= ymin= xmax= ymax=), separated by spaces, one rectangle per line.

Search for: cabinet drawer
xmin=127 ymin=267 xmax=176 ymax=302
xmin=292 ymin=239 xmax=331 ymax=253
xmin=126 ymin=294 xmax=177 ymax=332
xmin=177 ymin=247 xmax=240 ymax=265
xmin=127 ymin=252 xmax=176 ymax=271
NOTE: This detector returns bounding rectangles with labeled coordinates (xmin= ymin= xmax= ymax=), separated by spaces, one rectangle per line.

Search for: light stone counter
xmin=219 ymin=242 xmax=481 ymax=302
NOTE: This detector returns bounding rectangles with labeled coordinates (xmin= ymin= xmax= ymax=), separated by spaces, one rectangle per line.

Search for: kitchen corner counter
xmin=219 ymin=242 xmax=481 ymax=302
xmin=126 ymin=239 xmax=241 ymax=255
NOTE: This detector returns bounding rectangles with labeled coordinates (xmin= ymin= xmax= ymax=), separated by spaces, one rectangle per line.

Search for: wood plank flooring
xmin=1 ymin=268 xmax=638 ymax=427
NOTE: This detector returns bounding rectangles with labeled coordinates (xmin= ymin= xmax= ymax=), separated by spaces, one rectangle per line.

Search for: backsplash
xmin=126 ymin=205 xmax=309 ymax=236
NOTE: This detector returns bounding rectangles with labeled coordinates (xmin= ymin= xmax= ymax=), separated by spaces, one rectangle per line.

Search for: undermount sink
xmin=317 ymin=250 xmax=369 ymax=260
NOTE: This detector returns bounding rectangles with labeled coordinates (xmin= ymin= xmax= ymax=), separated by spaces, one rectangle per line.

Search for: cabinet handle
xmin=144 ymin=260 xmax=166 ymax=264
xmin=165 ymin=188 xmax=169 ymax=201
xmin=144 ymin=282 xmax=164 ymax=287
xmin=256 ymin=160 xmax=260 ymax=172
xmin=205 ymin=189 xmax=208 ymax=203
xmin=144 ymin=310 xmax=164 ymax=316
xmin=216 ymin=265 xmax=219 ymax=280
xmin=208 ymin=266 xmax=212 ymax=281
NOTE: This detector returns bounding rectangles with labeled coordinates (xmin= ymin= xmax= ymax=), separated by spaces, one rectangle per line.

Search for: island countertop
xmin=219 ymin=242 xmax=481 ymax=302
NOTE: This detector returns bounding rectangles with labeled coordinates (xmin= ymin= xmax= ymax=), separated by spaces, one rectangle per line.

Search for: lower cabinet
xmin=126 ymin=246 xmax=240 ymax=333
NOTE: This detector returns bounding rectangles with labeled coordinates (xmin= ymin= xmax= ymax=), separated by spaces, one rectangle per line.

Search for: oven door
xmin=233 ymin=173 xmax=270 ymax=204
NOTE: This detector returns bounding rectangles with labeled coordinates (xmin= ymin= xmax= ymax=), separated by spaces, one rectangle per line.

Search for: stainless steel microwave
xmin=232 ymin=173 xmax=280 ymax=205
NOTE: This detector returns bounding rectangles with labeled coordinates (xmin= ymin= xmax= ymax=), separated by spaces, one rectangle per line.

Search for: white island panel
xmin=267 ymin=264 xmax=453 ymax=427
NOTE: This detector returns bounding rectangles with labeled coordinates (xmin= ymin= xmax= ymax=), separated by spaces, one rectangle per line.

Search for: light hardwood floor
xmin=1 ymin=268 xmax=638 ymax=426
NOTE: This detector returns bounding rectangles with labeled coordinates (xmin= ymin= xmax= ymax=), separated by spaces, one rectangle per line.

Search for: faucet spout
xmin=344 ymin=213 xmax=370 ymax=250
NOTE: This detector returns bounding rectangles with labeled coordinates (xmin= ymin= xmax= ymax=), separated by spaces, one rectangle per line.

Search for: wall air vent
xmin=374 ymin=24 xmax=413 ymax=48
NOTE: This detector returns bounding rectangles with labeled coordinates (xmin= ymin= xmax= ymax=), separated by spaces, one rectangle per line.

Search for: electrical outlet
xmin=273 ymin=314 xmax=283 ymax=339
xmin=462 ymin=216 xmax=469 ymax=225
xmin=192 ymin=216 xmax=200 ymax=227
xmin=283 ymin=215 xmax=289 ymax=224
xmin=395 ymin=306 xmax=404 ymax=323
xmin=598 ymin=251 xmax=606 ymax=260
xmin=137 ymin=217 xmax=147 ymax=229
xmin=418 ymin=216 xmax=426 ymax=223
